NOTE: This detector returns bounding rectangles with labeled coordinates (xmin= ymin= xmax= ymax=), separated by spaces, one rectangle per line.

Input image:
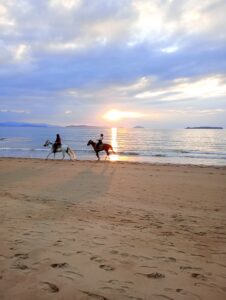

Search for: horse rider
xmin=96 ymin=133 xmax=104 ymax=150
xmin=53 ymin=134 xmax=62 ymax=152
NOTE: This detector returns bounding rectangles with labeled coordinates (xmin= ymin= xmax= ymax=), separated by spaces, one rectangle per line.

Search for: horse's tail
xmin=110 ymin=145 xmax=116 ymax=154
xmin=67 ymin=147 xmax=76 ymax=160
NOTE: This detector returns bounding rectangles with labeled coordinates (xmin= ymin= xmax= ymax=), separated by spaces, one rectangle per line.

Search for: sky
xmin=0 ymin=0 xmax=226 ymax=128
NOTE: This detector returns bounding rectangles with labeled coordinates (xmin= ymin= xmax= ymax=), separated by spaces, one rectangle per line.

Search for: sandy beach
xmin=0 ymin=158 xmax=226 ymax=300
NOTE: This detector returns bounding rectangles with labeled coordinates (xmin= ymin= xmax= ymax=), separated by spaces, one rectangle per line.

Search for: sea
xmin=0 ymin=126 xmax=226 ymax=166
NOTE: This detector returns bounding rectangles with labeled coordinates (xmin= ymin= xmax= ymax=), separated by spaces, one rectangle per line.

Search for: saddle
xmin=96 ymin=144 xmax=103 ymax=151
xmin=53 ymin=144 xmax=61 ymax=152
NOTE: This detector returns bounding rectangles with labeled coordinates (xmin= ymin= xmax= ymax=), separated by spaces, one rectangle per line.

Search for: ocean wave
xmin=118 ymin=151 xmax=140 ymax=156
xmin=184 ymin=154 xmax=226 ymax=160
xmin=174 ymin=149 xmax=190 ymax=154
xmin=0 ymin=137 xmax=32 ymax=142
xmin=0 ymin=147 xmax=47 ymax=152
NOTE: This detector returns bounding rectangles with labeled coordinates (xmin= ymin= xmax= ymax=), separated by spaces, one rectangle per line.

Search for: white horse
xmin=43 ymin=139 xmax=76 ymax=160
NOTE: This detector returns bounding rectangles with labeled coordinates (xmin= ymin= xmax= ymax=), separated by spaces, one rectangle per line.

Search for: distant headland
xmin=186 ymin=126 xmax=223 ymax=129
xmin=0 ymin=122 xmax=107 ymax=128
xmin=0 ymin=122 xmax=56 ymax=128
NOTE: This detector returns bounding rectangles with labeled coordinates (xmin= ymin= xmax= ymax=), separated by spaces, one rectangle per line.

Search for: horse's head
xmin=43 ymin=139 xmax=51 ymax=147
xmin=87 ymin=140 xmax=93 ymax=146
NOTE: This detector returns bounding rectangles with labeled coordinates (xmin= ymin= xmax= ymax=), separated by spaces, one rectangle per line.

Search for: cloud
xmin=135 ymin=74 xmax=226 ymax=103
xmin=0 ymin=0 xmax=226 ymax=127
xmin=49 ymin=0 xmax=81 ymax=10
xmin=65 ymin=110 xmax=72 ymax=114
xmin=0 ymin=108 xmax=29 ymax=114
xmin=14 ymin=44 xmax=30 ymax=61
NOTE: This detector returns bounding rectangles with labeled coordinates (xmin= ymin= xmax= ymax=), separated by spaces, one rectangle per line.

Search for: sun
xmin=103 ymin=109 xmax=148 ymax=122
xmin=103 ymin=110 xmax=122 ymax=121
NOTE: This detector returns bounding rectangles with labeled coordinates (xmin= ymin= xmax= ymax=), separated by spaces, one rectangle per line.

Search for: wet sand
xmin=0 ymin=158 xmax=226 ymax=300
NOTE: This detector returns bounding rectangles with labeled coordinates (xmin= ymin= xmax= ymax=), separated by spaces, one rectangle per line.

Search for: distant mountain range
xmin=0 ymin=121 xmax=57 ymax=127
xmin=186 ymin=126 xmax=223 ymax=129
xmin=0 ymin=122 xmax=105 ymax=128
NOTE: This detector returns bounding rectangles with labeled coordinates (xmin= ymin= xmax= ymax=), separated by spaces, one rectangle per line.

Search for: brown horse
xmin=87 ymin=140 xmax=115 ymax=160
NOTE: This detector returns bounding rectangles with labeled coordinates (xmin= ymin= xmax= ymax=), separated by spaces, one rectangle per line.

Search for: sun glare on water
xmin=110 ymin=127 xmax=119 ymax=161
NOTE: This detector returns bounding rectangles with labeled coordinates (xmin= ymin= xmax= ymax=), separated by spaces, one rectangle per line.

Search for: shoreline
xmin=1 ymin=156 xmax=226 ymax=169
xmin=1 ymin=158 xmax=226 ymax=299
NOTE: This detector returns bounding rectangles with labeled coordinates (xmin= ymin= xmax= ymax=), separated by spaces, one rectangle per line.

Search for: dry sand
xmin=0 ymin=158 xmax=226 ymax=300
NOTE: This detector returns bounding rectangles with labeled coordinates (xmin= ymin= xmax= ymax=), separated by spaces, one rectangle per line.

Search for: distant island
xmin=133 ymin=126 xmax=144 ymax=128
xmin=0 ymin=121 xmax=57 ymax=127
xmin=186 ymin=126 xmax=223 ymax=129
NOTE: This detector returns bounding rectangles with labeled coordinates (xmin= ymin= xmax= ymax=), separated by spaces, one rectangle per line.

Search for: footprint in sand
xmin=180 ymin=266 xmax=202 ymax=271
xmin=14 ymin=253 xmax=29 ymax=259
xmin=137 ymin=272 xmax=165 ymax=279
xmin=109 ymin=250 xmax=118 ymax=255
xmin=191 ymin=273 xmax=206 ymax=280
xmin=81 ymin=290 xmax=108 ymax=300
xmin=14 ymin=239 xmax=24 ymax=244
xmin=13 ymin=262 xmax=29 ymax=270
xmin=90 ymin=256 xmax=105 ymax=263
xmin=51 ymin=262 xmax=68 ymax=268
xmin=194 ymin=282 xmax=217 ymax=289
xmin=41 ymin=281 xmax=59 ymax=293
xmin=152 ymin=294 xmax=174 ymax=300
xmin=65 ymin=270 xmax=83 ymax=278
xmin=177 ymin=289 xmax=202 ymax=300
xmin=104 ymin=279 xmax=134 ymax=286
xmin=99 ymin=264 xmax=115 ymax=271
xmin=53 ymin=240 xmax=63 ymax=246
xmin=100 ymin=286 xmax=126 ymax=293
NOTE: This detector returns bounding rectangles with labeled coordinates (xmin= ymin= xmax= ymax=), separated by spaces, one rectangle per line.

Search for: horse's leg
xmin=104 ymin=150 xmax=108 ymax=160
xmin=66 ymin=149 xmax=71 ymax=160
xmin=46 ymin=151 xmax=52 ymax=160
xmin=67 ymin=147 xmax=74 ymax=160
xmin=106 ymin=150 xmax=110 ymax=160
xmin=69 ymin=153 xmax=72 ymax=160
xmin=111 ymin=146 xmax=116 ymax=154
xmin=62 ymin=151 xmax=65 ymax=160
xmin=66 ymin=148 xmax=70 ymax=160
xmin=71 ymin=149 xmax=76 ymax=160
xmin=96 ymin=151 xmax=100 ymax=160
